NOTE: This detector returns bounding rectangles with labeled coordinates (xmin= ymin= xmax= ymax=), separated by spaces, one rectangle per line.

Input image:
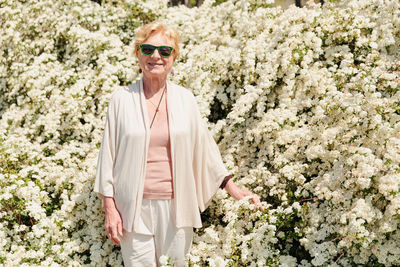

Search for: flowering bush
xmin=1 ymin=0 xmax=399 ymax=266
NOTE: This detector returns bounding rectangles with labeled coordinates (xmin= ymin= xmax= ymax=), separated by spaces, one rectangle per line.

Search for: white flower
xmin=159 ymin=255 xmax=171 ymax=266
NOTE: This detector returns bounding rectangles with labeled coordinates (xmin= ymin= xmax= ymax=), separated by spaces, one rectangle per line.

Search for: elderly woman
xmin=94 ymin=21 xmax=262 ymax=266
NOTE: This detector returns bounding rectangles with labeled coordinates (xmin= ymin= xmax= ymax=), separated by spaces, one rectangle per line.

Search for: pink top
xmin=143 ymin=91 xmax=174 ymax=199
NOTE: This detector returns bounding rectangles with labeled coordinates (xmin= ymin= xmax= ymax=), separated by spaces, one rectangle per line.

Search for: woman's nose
xmin=151 ymin=49 xmax=161 ymax=58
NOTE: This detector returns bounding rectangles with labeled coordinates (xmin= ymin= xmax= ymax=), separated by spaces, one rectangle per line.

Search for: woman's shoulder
xmin=109 ymin=80 xmax=140 ymax=103
xmin=168 ymin=81 xmax=196 ymax=102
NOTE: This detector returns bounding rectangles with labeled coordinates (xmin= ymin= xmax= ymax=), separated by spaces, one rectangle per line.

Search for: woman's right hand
xmin=103 ymin=196 xmax=124 ymax=245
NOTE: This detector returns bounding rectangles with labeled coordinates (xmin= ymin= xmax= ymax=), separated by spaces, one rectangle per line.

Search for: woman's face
xmin=137 ymin=32 xmax=175 ymax=80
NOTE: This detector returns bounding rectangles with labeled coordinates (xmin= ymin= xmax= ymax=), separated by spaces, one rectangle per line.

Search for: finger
xmin=113 ymin=236 xmax=121 ymax=245
xmin=110 ymin=229 xmax=120 ymax=245
xmin=105 ymin=226 xmax=112 ymax=240
xmin=257 ymin=202 xmax=265 ymax=211
xmin=251 ymin=196 xmax=264 ymax=211
xmin=106 ymin=224 xmax=117 ymax=242
xmin=117 ymin=221 xmax=123 ymax=237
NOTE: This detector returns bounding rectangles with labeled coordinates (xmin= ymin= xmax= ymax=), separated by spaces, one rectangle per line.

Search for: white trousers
xmin=120 ymin=199 xmax=193 ymax=267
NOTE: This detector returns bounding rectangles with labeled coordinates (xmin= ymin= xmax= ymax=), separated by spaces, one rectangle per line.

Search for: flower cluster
xmin=1 ymin=0 xmax=399 ymax=266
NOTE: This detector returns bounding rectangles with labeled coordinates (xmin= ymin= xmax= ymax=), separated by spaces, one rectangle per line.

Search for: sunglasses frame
xmin=139 ymin=44 xmax=174 ymax=58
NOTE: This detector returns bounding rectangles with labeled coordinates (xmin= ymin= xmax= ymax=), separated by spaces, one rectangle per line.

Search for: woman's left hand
xmin=224 ymin=179 xmax=264 ymax=211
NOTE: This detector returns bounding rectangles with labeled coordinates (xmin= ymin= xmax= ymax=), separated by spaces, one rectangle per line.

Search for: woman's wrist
xmin=103 ymin=196 xmax=116 ymax=211
xmin=224 ymin=179 xmax=241 ymax=200
xmin=224 ymin=179 xmax=236 ymax=193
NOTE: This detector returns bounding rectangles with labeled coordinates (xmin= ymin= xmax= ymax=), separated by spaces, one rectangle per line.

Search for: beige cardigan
xmin=94 ymin=78 xmax=229 ymax=231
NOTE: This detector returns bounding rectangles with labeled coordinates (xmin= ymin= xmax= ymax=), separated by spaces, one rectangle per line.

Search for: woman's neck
xmin=143 ymin=75 xmax=167 ymax=98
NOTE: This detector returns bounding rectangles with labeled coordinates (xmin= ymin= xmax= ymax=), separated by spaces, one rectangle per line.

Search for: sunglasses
xmin=139 ymin=44 xmax=174 ymax=58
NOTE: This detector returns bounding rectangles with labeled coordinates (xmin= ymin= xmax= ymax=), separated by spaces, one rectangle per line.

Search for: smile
xmin=148 ymin=62 xmax=163 ymax=67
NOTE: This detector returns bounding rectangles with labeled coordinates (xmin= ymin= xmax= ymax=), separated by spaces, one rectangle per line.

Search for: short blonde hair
xmin=134 ymin=22 xmax=180 ymax=61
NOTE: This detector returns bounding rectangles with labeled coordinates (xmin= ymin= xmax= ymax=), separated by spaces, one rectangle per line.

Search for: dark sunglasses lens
xmin=159 ymin=46 xmax=173 ymax=57
xmin=141 ymin=45 xmax=156 ymax=55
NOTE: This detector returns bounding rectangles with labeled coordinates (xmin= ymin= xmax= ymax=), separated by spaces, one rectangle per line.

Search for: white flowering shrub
xmin=1 ymin=0 xmax=399 ymax=266
xmin=0 ymin=0 xmax=162 ymax=265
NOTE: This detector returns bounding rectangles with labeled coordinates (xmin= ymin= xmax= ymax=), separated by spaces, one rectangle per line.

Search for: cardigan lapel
xmin=166 ymin=80 xmax=178 ymax=224
xmin=166 ymin=80 xmax=176 ymax=179
xmin=138 ymin=78 xmax=151 ymax=131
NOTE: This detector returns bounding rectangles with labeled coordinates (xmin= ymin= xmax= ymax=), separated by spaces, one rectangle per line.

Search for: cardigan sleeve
xmin=191 ymin=96 xmax=230 ymax=212
xmin=94 ymin=94 xmax=118 ymax=198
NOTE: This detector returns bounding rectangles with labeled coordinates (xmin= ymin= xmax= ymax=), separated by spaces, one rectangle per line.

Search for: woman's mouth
xmin=148 ymin=62 xmax=163 ymax=67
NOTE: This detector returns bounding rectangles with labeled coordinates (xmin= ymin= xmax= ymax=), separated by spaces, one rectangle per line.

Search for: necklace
xmin=147 ymin=97 xmax=161 ymax=112
xmin=146 ymin=86 xmax=166 ymax=129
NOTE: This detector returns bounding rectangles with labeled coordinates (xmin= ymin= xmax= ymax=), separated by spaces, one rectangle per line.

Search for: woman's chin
xmin=144 ymin=69 xmax=169 ymax=78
